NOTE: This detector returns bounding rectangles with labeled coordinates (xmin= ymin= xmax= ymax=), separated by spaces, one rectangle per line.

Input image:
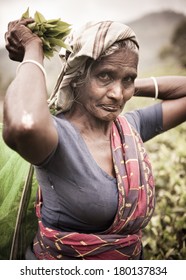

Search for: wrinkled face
xmin=75 ymin=48 xmax=138 ymax=122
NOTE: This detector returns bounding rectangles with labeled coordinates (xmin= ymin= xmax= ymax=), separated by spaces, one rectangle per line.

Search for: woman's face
xmin=75 ymin=48 xmax=138 ymax=122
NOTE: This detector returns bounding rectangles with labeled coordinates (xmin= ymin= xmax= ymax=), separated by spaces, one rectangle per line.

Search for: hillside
xmin=127 ymin=10 xmax=186 ymax=74
xmin=0 ymin=10 xmax=186 ymax=120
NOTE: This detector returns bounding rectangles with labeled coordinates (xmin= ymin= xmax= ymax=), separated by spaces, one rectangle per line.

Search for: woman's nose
xmin=107 ymin=82 xmax=123 ymax=100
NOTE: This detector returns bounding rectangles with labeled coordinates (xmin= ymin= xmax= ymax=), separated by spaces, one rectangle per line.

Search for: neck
xmin=64 ymin=107 xmax=113 ymax=139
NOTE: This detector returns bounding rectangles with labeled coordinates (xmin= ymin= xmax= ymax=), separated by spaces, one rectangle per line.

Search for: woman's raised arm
xmin=135 ymin=76 xmax=186 ymax=131
xmin=3 ymin=19 xmax=58 ymax=164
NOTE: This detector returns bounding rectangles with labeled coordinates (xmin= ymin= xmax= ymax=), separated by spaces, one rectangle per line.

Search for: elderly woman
xmin=3 ymin=19 xmax=186 ymax=260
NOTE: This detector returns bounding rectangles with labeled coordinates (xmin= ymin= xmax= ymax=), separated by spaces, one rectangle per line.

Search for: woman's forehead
xmin=93 ymin=48 xmax=138 ymax=69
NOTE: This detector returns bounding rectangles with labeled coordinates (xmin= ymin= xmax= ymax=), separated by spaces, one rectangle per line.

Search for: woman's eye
xmin=122 ymin=76 xmax=136 ymax=86
xmin=123 ymin=76 xmax=134 ymax=83
xmin=98 ymin=72 xmax=111 ymax=81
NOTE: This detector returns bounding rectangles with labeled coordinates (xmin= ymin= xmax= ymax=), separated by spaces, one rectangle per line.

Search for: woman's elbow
xmin=2 ymin=113 xmax=37 ymax=151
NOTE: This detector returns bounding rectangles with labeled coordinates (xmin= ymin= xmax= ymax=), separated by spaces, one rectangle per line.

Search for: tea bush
xmin=143 ymin=123 xmax=186 ymax=259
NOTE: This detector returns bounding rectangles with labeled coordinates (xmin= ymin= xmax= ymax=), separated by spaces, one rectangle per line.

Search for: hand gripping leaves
xmin=22 ymin=8 xmax=71 ymax=58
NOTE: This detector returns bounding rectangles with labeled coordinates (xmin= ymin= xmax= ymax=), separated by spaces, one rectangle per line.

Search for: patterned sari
xmin=33 ymin=116 xmax=155 ymax=260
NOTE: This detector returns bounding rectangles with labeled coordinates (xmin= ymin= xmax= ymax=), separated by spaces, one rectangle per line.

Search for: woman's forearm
xmin=135 ymin=76 xmax=186 ymax=100
xmin=4 ymin=41 xmax=50 ymax=130
xmin=3 ymin=40 xmax=58 ymax=164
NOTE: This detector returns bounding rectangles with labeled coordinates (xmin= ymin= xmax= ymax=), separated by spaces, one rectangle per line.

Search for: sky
xmin=1 ymin=0 xmax=186 ymax=47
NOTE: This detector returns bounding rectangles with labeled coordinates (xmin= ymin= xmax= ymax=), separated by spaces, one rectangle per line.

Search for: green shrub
xmin=143 ymin=123 xmax=186 ymax=259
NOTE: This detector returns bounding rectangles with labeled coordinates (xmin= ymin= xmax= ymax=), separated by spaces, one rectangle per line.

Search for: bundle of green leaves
xmin=22 ymin=8 xmax=72 ymax=58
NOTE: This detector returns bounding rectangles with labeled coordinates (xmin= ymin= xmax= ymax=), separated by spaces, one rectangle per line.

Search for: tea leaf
xmin=21 ymin=8 xmax=71 ymax=59
xmin=21 ymin=7 xmax=30 ymax=19
xmin=34 ymin=11 xmax=46 ymax=23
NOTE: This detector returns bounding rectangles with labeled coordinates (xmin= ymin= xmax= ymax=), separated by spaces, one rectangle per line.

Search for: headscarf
xmin=48 ymin=20 xmax=139 ymax=110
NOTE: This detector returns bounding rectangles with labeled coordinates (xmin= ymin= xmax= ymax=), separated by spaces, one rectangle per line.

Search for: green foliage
xmin=159 ymin=19 xmax=186 ymax=68
xmin=0 ymin=124 xmax=37 ymax=259
xmin=143 ymin=123 xmax=186 ymax=259
xmin=22 ymin=8 xmax=71 ymax=59
xmin=125 ymin=93 xmax=186 ymax=259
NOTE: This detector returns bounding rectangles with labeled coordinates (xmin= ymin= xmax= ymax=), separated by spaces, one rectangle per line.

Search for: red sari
xmin=33 ymin=116 xmax=155 ymax=259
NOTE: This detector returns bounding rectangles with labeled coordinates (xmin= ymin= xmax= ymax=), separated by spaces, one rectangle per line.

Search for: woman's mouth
xmin=100 ymin=104 xmax=120 ymax=112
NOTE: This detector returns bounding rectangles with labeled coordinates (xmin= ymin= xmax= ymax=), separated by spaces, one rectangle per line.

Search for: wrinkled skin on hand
xmin=5 ymin=18 xmax=42 ymax=62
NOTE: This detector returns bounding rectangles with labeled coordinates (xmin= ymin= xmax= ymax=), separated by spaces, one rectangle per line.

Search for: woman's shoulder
xmin=53 ymin=113 xmax=79 ymax=138
xmin=123 ymin=102 xmax=163 ymax=142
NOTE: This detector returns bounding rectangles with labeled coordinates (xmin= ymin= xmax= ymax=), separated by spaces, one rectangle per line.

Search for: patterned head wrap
xmin=49 ymin=21 xmax=139 ymax=111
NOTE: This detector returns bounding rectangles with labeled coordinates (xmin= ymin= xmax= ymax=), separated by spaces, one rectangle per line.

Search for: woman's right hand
xmin=5 ymin=18 xmax=43 ymax=62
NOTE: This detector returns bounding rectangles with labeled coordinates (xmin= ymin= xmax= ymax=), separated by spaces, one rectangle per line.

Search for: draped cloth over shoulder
xmin=33 ymin=116 xmax=155 ymax=260
xmin=48 ymin=21 xmax=139 ymax=110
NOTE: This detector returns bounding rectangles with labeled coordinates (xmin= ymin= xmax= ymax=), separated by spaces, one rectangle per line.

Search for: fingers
xmin=5 ymin=18 xmax=41 ymax=62
xmin=7 ymin=46 xmax=24 ymax=62
xmin=7 ymin=20 xmax=19 ymax=30
xmin=19 ymin=18 xmax=35 ymax=25
xmin=5 ymin=18 xmax=35 ymax=45
xmin=7 ymin=18 xmax=34 ymax=30
xmin=5 ymin=31 xmax=25 ymax=62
